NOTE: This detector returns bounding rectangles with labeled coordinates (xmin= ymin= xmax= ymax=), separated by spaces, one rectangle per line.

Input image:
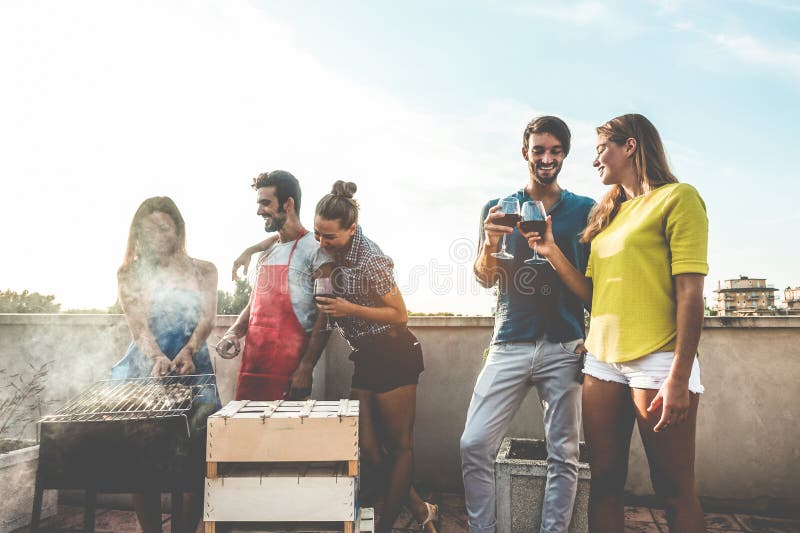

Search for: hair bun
xmin=331 ymin=180 xmax=357 ymax=199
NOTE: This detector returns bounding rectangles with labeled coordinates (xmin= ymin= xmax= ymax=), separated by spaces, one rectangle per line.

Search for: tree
xmin=0 ymin=290 xmax=60 ymax=313
xmin=62 ymin=301 xmax=123 ymax=314
xmin=217 ymin=279 xmax=251 ymax=315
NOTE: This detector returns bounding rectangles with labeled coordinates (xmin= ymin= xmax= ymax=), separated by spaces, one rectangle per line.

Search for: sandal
xmin=420 ymin=501 xmax=439 ymax=532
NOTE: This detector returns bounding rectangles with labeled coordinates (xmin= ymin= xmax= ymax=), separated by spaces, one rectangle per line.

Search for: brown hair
xmin=120 ymin=196 xmax=187 ymax=272
xmin=315 ymin=180 xmax=359 ymax=229
xmin=522 ymin=115 xmax=571 ymax=155
xmin=251 ymin=170 xmax=302 ymax=212
xmin=581 ymin=114 xmax=678 ymax=242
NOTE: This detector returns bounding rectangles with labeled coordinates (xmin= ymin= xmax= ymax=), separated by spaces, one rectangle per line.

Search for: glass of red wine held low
xmin=520 ymin=200 xmax=548 ymax=264
xmin=314 ymin=277 xmax=335 ymax=331
xmin=491 ymin=197 xmax=521 ymax=260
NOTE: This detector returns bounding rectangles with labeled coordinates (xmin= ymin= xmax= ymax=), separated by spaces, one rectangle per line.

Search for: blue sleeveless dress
xmin=111 ymin=285 xmax=221 ymax=414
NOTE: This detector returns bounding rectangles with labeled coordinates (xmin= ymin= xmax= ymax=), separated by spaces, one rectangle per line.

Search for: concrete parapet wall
xmin=0 ymin=314 xmax=797 ymax=514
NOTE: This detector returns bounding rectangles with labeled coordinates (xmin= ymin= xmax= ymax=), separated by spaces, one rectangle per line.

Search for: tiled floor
xmin=16 ymin=495 xmax=800 ymax=532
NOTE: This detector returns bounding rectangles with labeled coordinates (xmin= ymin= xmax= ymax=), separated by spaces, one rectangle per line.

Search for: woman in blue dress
xmin=112 ymin=196 xmax=220 ymax=533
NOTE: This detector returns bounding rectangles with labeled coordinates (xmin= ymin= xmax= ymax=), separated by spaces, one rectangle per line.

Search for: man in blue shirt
xmin=460 ymin=116 xmax=594 ymax=533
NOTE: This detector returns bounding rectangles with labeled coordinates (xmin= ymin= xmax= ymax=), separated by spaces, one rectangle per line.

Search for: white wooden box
xmin=207 ymin=400 xmax=359 ymax=463
xmin=204 ymin=462 xmax=356 ymax=522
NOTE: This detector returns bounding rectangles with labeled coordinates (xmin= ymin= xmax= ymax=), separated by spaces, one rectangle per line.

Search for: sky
xmin=1 ymin=0 xmax=798 ymax=314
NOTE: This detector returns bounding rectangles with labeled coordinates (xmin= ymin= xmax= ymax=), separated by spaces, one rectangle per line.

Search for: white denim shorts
xmin=583 ymin=351 xmax=704 ymax=393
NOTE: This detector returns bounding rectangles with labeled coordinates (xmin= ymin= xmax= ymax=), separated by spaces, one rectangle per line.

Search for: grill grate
xmin=41 ymin=374 xmax=217 ymax=423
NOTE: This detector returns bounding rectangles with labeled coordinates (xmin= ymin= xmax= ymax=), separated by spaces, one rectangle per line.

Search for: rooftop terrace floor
xmin=14 ymin=494 xmax=800 ymax=533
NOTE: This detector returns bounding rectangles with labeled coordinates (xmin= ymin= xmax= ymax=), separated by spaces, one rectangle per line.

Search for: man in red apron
xmin=217 ymin=171 xmax=332 ymax=400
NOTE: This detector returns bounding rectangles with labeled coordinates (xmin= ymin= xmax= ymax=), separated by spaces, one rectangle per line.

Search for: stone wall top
xmin=1 ymin=313 xmax=800 ymax=328
xmin=0 ymin=313 xmax=800 ymax=328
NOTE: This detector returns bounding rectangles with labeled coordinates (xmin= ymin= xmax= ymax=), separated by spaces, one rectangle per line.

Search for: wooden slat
xmin=213 ymin=400 xmax=249 ymax=419
xmin=207 ymin=510 xmax=372 ymax=532
xmin=261 ymin=400 xmax=283 ymax=420
xmin=204 ymin=522 xmax=215 ymax=533
xmin=359 ymin=507 xmax=375 ymax=533
xmin=344 ymin=522 xmax=353 ymax=533
xmin=337 ymin=399 xmax=349 ymax=418
xmin=207 ymin=462 xmax=218 ymax=479
xmin=347 ymin=461 xmax=358 ymax=477
xmin=299 ymin=399 xmax=316 ymax=419
xmin=221 ymin=521 xmax=354 ymax=532
xmin=204 ymin=475 xmax=355 ymax=522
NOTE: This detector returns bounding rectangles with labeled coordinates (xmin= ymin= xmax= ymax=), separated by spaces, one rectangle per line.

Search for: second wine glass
xmin=520 ymin=200 xmax=548 ymax=264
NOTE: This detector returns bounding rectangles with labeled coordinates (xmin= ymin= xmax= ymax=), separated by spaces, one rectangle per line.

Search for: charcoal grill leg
xmin=171 ymin=491 xmax=183 ymax=533
xmin=30 ymin=469 xmax=44 ymax=532
xmin=84 ymin=490 xmax=96 ymax=533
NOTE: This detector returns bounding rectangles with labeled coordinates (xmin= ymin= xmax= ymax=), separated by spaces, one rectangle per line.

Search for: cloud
xmin=649 ymin=0 xmax=688 ymax=15
xmin=713 ymin=33 xmax=800 ymax=80
xmin=499 ymin=0 xmax=652 ymax=40
xmin=740 ymin=0 xmax=800 ymax=13
xmin=513 ymin=2 xmax=609 ymax=26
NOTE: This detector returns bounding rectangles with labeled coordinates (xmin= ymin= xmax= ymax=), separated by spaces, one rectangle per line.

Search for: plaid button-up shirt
xmin=332 ymin=225 xmax=395 ymax=344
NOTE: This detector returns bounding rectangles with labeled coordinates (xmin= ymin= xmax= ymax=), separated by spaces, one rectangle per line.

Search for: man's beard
xmin=530 ymin=162 xmax=561 ymax=185
xmin=264 ymin=211 xmax=287 ymax=232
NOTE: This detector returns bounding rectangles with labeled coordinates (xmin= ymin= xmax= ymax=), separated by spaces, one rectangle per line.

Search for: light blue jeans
xmin=460 ymin=339 xmax=584 ymax=533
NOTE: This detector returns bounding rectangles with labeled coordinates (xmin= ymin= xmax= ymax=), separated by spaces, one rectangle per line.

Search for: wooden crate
xmin=204 ymin=462 xmax=356 ymax=523
xmin=207 ymin=400 xmax=359 ymax=464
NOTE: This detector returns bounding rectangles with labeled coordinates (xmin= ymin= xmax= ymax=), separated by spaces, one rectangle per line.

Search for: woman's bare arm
xmin=232 ymin=234 xmax=280 ymax=281
xmin=519 ymin=216 xmax=593 ymax=304
xmin=647 ymin=273 xmax=705 ymax=431
xmin=118 ymin=268 xmax=171 ymax=375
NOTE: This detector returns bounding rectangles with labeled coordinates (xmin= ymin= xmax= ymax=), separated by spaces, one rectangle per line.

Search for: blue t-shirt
xmin=479 ymin=189 xmax=594 ymax=344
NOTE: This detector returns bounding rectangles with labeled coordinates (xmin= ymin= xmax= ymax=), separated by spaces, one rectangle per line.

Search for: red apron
xmin=235 ymin=231 xmax=309 ymax=400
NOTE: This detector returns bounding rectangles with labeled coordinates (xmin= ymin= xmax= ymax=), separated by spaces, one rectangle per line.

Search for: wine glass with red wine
xmin=520 ymin=200 xmax=548 ymax=264
xmin=314 ymin=277 xmax=335 ymax=330
xmin=491 ymin=196 xmax=521 ymax=260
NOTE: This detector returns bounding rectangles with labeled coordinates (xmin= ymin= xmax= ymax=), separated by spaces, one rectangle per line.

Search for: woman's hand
xmin=150 ymin=354 xmax=174 ymax=377
xmin=648 ymin=375 xmax=691 ymax=432
xmin=231 ymin=249 xmax=253 ymax=282
xmin=316 ymin=296 xmax=355 ymax=318
xmin=172 ymin=347 xmax=196 ymax=376
xmin=518 ymin=215 xmax=557 ymax=259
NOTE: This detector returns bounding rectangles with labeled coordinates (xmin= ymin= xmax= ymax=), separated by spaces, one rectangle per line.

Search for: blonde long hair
xmin=581 ymin=114 xmax=679 ymax=243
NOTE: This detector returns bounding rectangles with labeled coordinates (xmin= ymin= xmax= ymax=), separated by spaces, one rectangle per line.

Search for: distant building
xmin=714 ymin=276 xmax=778 ymax=317
xmin=784 ymin=287 xmax=800 ymax=316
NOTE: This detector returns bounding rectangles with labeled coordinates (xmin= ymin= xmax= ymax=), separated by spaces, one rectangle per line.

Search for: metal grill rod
xmin=42 ymin=374 xmax=216 ymax=423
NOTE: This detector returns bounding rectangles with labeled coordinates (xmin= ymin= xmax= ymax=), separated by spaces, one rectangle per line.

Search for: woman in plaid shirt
xmin=314 ymin=181 xmax=438 ymax=533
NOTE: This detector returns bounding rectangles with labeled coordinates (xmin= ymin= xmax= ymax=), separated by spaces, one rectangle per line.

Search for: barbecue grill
xmin=30 ymin=374 xmax=218 ymax=533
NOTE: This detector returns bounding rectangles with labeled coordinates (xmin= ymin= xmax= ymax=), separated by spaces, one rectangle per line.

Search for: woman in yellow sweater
xmin=523 ymin=114 xmax=707 ymax=532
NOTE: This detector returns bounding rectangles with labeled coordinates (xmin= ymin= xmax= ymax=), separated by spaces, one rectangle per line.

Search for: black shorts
xmin=350 ymin=330 xmax=424 ymax=393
